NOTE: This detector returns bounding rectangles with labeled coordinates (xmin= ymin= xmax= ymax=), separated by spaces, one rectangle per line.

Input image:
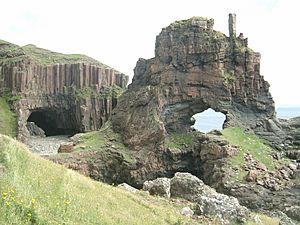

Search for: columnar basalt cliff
xmin=112 ymin=15 xmax=286 ymax=150
xmin=0 ymin=41 xmax=128 ymax=139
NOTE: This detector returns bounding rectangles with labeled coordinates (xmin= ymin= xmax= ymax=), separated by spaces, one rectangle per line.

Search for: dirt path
xmin=25 ymin=135 xmax=70 ymax=156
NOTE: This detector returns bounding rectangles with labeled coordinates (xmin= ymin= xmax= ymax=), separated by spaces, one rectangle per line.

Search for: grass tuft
xmin=0 ymin=97 xmax=17 ymax=137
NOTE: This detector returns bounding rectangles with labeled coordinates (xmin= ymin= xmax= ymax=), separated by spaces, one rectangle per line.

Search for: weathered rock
xmin=26 ymin=122 xmax=45 ymax=137
xmin=246 ymin=170 xmax=259 ymax=182
xmin=228 ymin=183 xmax=300 ymax=221
xmin=170 ymin=172 xmax=248 ymax=224
xmin=143 ymin=177 xmax=171 ymax=198
xmin=112 ymin=14 xmax=286 ymax=153
xmin=58 ymin=142 xmax=74 ymax=153
xmin=181 ymin=207 xmax=194 ymax=217
xmin=198 ymin=193 xmax=248 ymax=224
xmin=268 ymin=210 xmax=296 ymax=225
xmin=285 ymin=206 xmax=300 ymax=222
xmin=117 ymin=183 xmax=139 ymax=193
xmin=0 ymin=41 xmax=129 ymax=141
xmin=170 ymin=172 xmax=213 ymax=201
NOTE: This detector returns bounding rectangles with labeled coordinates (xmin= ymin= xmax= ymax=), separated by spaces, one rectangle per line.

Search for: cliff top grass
xmin=0 ymin=97 xmax=17 ymax=137
xmin=0 ymin=134 xmax=198 ymax=225
xmin=0 ymin=39 xmax=112 ymax=69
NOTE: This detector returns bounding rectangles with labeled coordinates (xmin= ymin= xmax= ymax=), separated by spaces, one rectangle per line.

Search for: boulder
xmin=170 ymin=172 xmax=213 ymax=201
xmin=170 ymin=172 xmax=248 ymax=224
xmin=143 ymin=177 xmax=171 ymax=198
xmin=197 ymin=193 xmax=248 ymax=224
xmin=58 ymin=142 xmax=74 ymax=153
xmin=26 ymin=122 xmax=45 ymax=137
xmin=180 ymin=207 xmax=194 ymax=217
xmin=117 ymin=183 xmax=139 ymax=193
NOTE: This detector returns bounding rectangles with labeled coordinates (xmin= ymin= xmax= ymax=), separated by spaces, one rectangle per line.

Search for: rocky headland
xmin=0 ymin=14 xmax=299 ymax=224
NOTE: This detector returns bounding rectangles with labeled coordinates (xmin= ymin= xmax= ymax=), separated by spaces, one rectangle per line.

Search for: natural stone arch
xmin=112 ymin=15 xmax=285 ymax=151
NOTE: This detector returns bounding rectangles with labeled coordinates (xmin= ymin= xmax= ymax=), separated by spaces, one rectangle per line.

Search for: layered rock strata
xmin=112 ymin=15 xmax=286 ymax=151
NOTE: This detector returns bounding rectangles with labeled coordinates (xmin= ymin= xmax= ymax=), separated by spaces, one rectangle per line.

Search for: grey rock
xmin=170 ymin=172 xmax=248 ymax=224
xmin=118 ymin=183 xmax=139 ymax=193
xmin=170 ymin=172 xmax=213 ymax=201
xmin=180 ymin=207 xmax=194 ymax=217
xmin=143 ymin=177 xmax=171 ymax=198
xmin=26 ymin=122 xmax=45 ymax=137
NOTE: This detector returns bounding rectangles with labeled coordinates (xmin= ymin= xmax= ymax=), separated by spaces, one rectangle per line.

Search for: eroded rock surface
xmin=0 ymin=41 xmax=128 ymax=140
xmin=112 ymin=15 xmax=286 ymax=153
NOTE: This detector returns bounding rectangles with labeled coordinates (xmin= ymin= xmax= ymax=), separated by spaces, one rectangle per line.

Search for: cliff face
xmin=112 ymin=15 xmax=285 ymax=150
xmin=0 ymin=40 xmax=128 ymax=139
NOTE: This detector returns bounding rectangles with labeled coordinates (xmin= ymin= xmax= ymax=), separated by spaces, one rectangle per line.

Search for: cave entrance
xmin=27 ymin=109 xmax=79 ymax=136
xmin=192 ymin=108 xmax=226 ymax=133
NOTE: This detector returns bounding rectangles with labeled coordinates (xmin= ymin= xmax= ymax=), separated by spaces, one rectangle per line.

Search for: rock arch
xmin=112 ymin=15 xmax=285 ymax=151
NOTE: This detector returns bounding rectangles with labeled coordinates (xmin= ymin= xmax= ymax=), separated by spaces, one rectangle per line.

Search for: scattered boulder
xmin=181 ymin=207 xmax=194 ymax=217
xmin=117 ymin=183 xmax=139 ymax=193
xmin=170 ymin=172 xmax=248 ymax=224
xmin=143 ymin=177 xmax=171 ymax=198
xmin=58 ymin=142 xmax=74 ymax=153
xmin=26 ymin=122 xmax=45 ymax=137
xmin=170 ymin=172 xmax=214 ymax=201
xmin=197 ymin=192 xmax=248 ymax=224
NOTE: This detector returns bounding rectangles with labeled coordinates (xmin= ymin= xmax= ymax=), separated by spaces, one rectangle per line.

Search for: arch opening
xmin=27 ymin=109 xmax=79 ymax=136
xmin=191 ymin=108 xmax=226 ymax=133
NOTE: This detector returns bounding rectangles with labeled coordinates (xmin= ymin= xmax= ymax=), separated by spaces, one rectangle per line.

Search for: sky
xmin=1 ymin=0 xmax=299 ymax=107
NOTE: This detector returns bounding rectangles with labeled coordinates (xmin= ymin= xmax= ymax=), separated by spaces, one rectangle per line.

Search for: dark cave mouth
xmin=191 ymin=108 xmax=226 ymax=133
xmin=27 ymin=110 xmax=80 ymax=136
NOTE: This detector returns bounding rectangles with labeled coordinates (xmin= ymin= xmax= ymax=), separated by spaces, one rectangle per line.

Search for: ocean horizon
xmin=193 ymin=107 xmax=300 ymax=133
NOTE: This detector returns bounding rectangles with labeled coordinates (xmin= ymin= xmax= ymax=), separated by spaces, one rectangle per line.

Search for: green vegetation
xmin=1 ymin=87 xmax=22 ymax=104
xmin=223 ymin=69 xmax=236 ymax=85
xmin=0 ymin=98 xmax=17 ymax=137
xmin=75 ymin=85 xmax=125 ymax=100
xmin=221 ymin=128 xmax=289 ymax=181
xmin=165 ymin=133 xmax=197 ymax=149
xmin=21 ymin=44 xmax=109 ymax=67
xmin=0 ymin=134 xmax=198 ymax=225
xmin=0 ymin=39 xmax=111 ymax=68
xmin=74 ymin=123 xmax=134 ymax=163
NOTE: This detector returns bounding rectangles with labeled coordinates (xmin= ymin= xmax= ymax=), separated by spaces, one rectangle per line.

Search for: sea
xmin=193 ymin=107 xmax=300 ymax=133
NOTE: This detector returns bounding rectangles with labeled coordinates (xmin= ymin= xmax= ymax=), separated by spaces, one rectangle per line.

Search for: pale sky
xmin=1 ymin=0 xmax=299 ymax=107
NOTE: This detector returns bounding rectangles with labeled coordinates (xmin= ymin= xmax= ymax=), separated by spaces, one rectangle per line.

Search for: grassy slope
xmin=221 ymin=128 xmax=289 ymax=181
xmin=0 ymin=134 xmax=197 ymax=225
xmin=0 ymin=98 xmax=17 ymax=137
xmin=72 ymin=123 xmax=135 ymax=163
xmin=0 ymin=39 xmax=111 ymax=69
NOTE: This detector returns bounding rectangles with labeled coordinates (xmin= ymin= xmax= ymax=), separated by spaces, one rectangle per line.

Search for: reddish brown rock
xmin=58 ymin=142 xmax=74 ymax=153
xmin=246 ymin=170 xmax=259 ymax=182
xmin=112 ymin=15 xmax=285 ymax=152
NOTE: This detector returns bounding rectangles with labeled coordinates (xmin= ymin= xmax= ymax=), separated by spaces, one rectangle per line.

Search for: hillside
xmin=0 ymin=39 xmax=109 ymax=68
xmin=0 ymin=134 xmax=200 ymax=225
xmin=0 ymin=97 xmax=17 ymax=137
